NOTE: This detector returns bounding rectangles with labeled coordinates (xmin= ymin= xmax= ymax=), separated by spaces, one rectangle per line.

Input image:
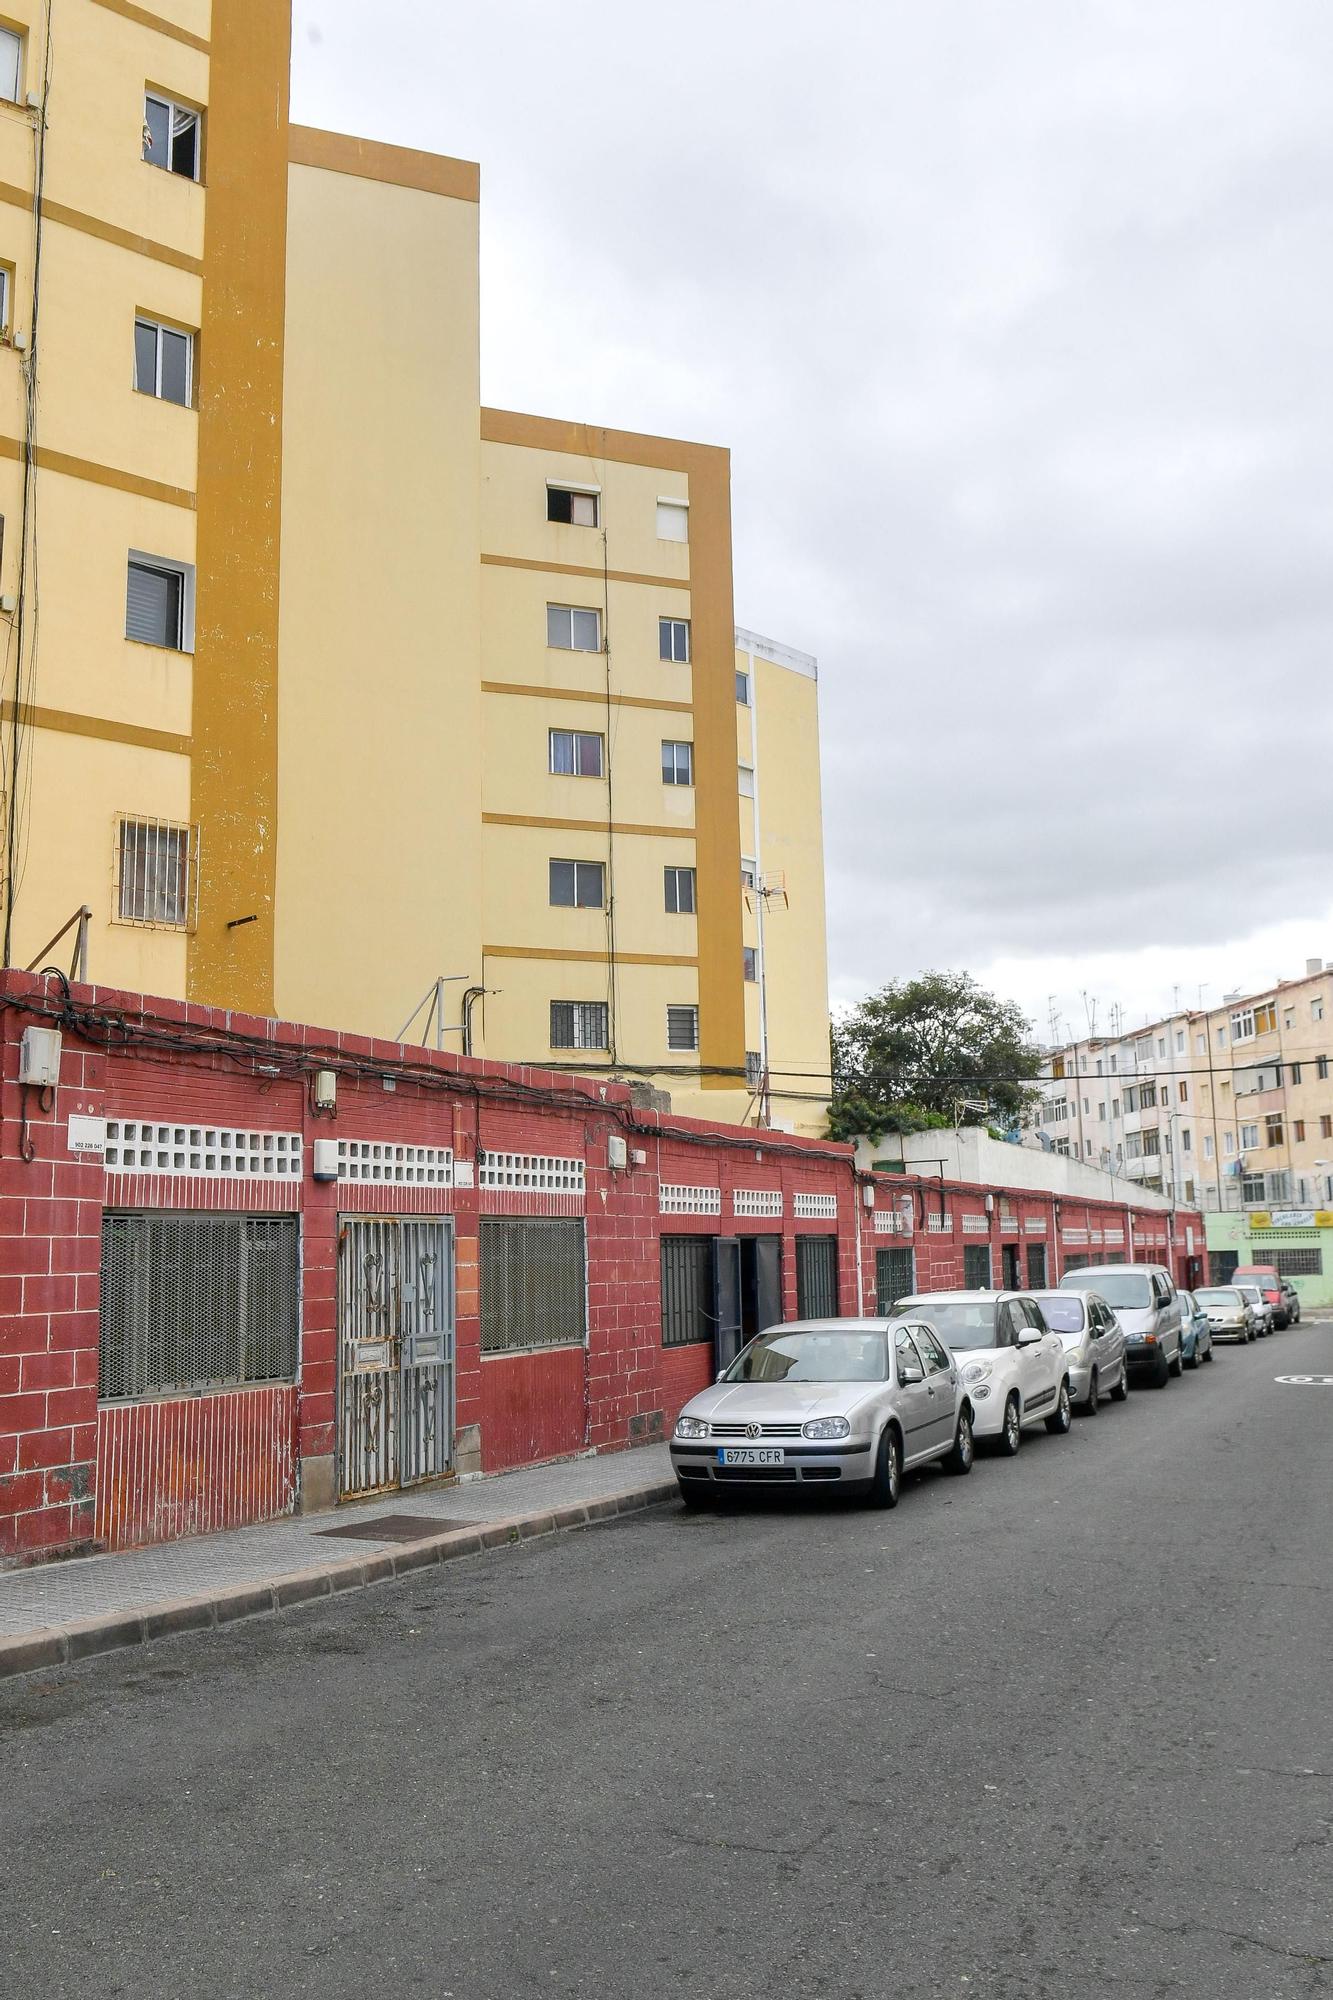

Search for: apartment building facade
xmin=0 ymin=0 xmax=831 ymax=1134
xmin=1038 ymin=959 xmax=1333 ymax=1302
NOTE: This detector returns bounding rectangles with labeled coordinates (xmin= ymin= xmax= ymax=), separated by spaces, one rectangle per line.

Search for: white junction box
xmin=312 ymin=1138 xmax=339 ymax=1181
xmin=19 ymin=1025 xmax=62 ymax=1087
xmin=608 ymin=1135 xmax=628 ymax=1170
xmin=313 ymin=1069 xmax=337 ymax=1110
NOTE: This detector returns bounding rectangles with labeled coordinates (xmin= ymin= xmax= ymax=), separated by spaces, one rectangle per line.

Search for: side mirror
xmin=716 ymin=1370 xmax=726 ymax=1382
xmin=898 ymin=1363 xmax=924 ymax=1386
xmin=1016 ymin=1326 xmax=1042 ymax=1347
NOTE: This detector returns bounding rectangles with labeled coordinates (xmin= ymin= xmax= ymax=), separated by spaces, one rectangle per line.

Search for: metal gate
xmin=338 ymin=1217 xmax=454 ymax=1500
xmin=796 ymin=1235 xmax=840 ymax=1318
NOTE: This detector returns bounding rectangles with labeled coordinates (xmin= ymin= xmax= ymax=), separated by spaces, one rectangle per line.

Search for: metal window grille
xmin=873 ymin=1208 xmax=910 ymax=1234
xmin=1062 ymin=1252 xmax=1090 ymax=1273
xmin=480 ymin=1218 xmax=586 ymax=1354
xmin=664 ymin=867 xmax=696 ymax=914
xmin=796 ymin=1235 xmax=839 ymax=1318
xmin=745 ymin=1049 xmax=762 ymax=1088
xmin=733 ymin=1188 xmax=782 ymax=1217
xmin=875 ymin=1246 xmax=913 ymax=1313
xmin=478 ymin=1151 xmax=586 ymax=1194
xmin=550 ymin=1001 xmax=609 ymax=1050
xmin=961 ymin=1212 xmax=989 ymax=1234
xmin=99 ymin=1211 xmax=299 ymax=1400
xmin=1026 ymin=1243 xmax=1048 ymax=1286
xmin=793 ymin=1192 xmax=837 ymax=1219
xmin=1259 ymin=1247 xmax=1322 ymax=1276
xmin=963 ymin=1246 xmax=992 ymax=1289
xmin=104 ymin=1120 xmax=301 ymax=1179
xmin=661 ymin=1235 xmax=714 ymax=1347
xmin=115 ymin=816 xmax=198 ymax=927
xmin=926 ymin=1211 xmax=950 ymax=1232
xmin=335 ymin=1140 xmax=453 ymax=1186
xmin=667 ymin=1005 xmax=698 ymax=1052
xmin=660 ymin=1183 xmax=722 ymax=1215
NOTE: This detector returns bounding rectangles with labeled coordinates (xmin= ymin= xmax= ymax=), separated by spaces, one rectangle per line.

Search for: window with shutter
xmin=126 ymin=558 xmax=189 ymax=648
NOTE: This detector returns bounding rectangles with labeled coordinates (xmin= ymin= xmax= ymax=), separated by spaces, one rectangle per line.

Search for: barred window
xmin=1265 ymin=1247 xmax=1323 ymax=1277
xmin=480 ymin=1218 xmax=586 ymax=1354
xmin=875 ymin=1246 xmax=913 ymax=1314
xmin=661 ymin=1236 xmax=714 ymax=1347
xmin=963 ymin=1245 xmax=992 ymax=1289
xmin=667 ymin=1005 xmax=698 ymax=1052
xmin=550 ymin=1000 xmax=609 ymax=1050
xmin=99 ymin=1212 xmax=298 ymax=1401
xmin=116 ymin=816 xmax=198 ymax=927
xmin=1026 ymin=1243 xmax=1047 ymax=1287
xmin=796 ymin=1235 xmax=839 ymax=1318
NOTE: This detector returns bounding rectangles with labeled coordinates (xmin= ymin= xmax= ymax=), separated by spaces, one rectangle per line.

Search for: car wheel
xmin=1168 ymin=1342 xmax=1184 ymax=1378
xmin=1045 ymin=1378 xmax=1073 ymax=1435
xmin=1187 ymin=1337 xmax=1201 ymax=1370
xmin=1110 ymin=1362 xmax=1129 ymax=1402
xmin=869 ymin=1427 xmax=901 ymax=1508
xmin=997 ymin=1393 xmax=1022 ymax=1457
xmin=1203 ymin=1339 xmax=1214 ymax=1362
xmin=944 ymin=1406 xmax=974 ymax=1476
xmin=1084 ymin=1369 xmax=1099 ymax=1415
xmin=677 ymin=1481 xmax=707 ymax=1509
xmin=1154 ymin=1351 xmax=1170 ymax=1386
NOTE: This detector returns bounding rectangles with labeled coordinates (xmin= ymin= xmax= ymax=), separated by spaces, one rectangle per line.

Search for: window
xmin=1322 ymin=1116 xmax=1332 ymax=1141
xmin=1156 ymin=1039 xmax=1165 ymax=1058
xmin=116 ymin=816 xmax=197 ymax=928
xmin=742 ymin=946 xmax=757 ymax=982
xmin=1097 ymin=1102 xmax=1106 ymax=1122
xmin=548 ymin=728 xmax=603 ymax=778
xmin=480 ymin=1218 xmax=586 ymax=1354
xmin=1179 ymin=1080 xmax=1188 ymax=1102
xmin=1135 ymin=1037 xmax=1153 ymax=1060
xmin=1291 ymin=1061 xmax=1303 ymax=1084
xmin=876 ymin=1247 xmax=914 ymax=1314
xmin=795 ymin=1236 xmax=839 ymax=1318
xmin=740 ymin=858 xmax=757 ymax=890
xmin=547 ymin=484 xmax=598 ymax=527
xmin=1096 ymin=1060 xmax=1103 ymax=1076
xmin=656 ymin=499 xmax=688 ymax=541
xmin=659 ymin=617 xmax=690 ymax=663
xmin=1123 ymin=1086 xmax=1137 ymax=1113
xmin=963 ymin=1245 xmax=991 ymax=1290
xmin=99 ymin=1212 xmax=298 ymax=1400
xmin=738 ymin=763 xmax=755 ymax=797
xmin=1204 ymin=1134 xmax=1214 ymax=1159
xmin=661 ymin=1236 xmax=715 ymax=1347
xmin=745 ymin=1049 xmax=763 ymax=1090
xmin=1267 ymin=1247 xmax=1323 ymax=1278
xmin=1255 ymin=1003 xmax=1277 ymax=1034
xmin=1294 ymin=1120 xmax=1306 ymax=1142
xmin=1125 ymin=1132 xmax=1142 ymax=1159
xmin=143 ymin=91 xmax=200 ymax=179
xmin=1182 ymin=1130 xmax=1192 ymax=1154
xmin=0 ymin=26 xmax=21 ymax=103
xmin=1216 ymin=1025 xmax=1227 ymax=1048
xmin=1314 ymin=997 xmax=1326 ymax=1023
xmin=126 ymin=553 xmax=192 ymax=649
xmin=134 ymin=317 xmax=192 ymax=406
xmin=546 ymin=604 xmax=601 ymax=652
xmin=1026 ymin=1243 xmax=1047 ymax=1287
xmin=1140 ymin=1081 xmax=1157 ymax=1108
xmin=1240 ymin=1123 xmax=1259 ymax=1150
xmin=549 ymin=1001 xmax=608 ymax=1050
xmin=1242 ymin=1173 xmax=1266 ymax=1203
xmin=1082 ymin=1097 xmax=1089 ymax=1114
xmin=548 ymin=859 xmax=604 ymax=908
xmin=1284 ymin=1009 xmax=1295 ymax=1031
xmin=667 ymin=1004 xmax=698 ymax=1052
xmin=1142 ymin=1129 xmax=1161 ymax=1156
xmin=1224 ymin=1131 xmax=1234 ymax=1153
xmin=1176 ymin=1030 xmax=1185 ymax=1053
xmin=1196 ymin=1034 xmax=1206 ymax=1055
xmin=735 ymin=669 xmax=751 ymax=705
xmin=1112 ymin=1098 xmax=1120 ymax=1118
xmin=1320 ymin=1056 xmax=1330 ymax=1081
xmin=1110 ymin=1055 xmax=1117 ymax=1072
xmin=664 ymin=866 xmax=696 ymax=914
xmin=661 ymin=740 xmax=694 ymax=786
xmin=1265 ymin=1114 xmax=1284 ymax=1148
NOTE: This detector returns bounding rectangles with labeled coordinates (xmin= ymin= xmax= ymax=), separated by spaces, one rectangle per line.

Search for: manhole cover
xmin=315 ymin=1514 xmax=481 ymax=1543
xmin=1274 ymin=1375 xmax=1333 ymax=1387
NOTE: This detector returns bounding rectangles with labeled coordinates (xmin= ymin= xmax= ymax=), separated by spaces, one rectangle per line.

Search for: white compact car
xmin=888 ymin=1291 xmax=1072 ymax=1454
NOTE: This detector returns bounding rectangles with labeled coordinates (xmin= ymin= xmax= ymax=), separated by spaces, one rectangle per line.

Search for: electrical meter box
xmin=19 ymin=1025 xmax=62 ymax=1087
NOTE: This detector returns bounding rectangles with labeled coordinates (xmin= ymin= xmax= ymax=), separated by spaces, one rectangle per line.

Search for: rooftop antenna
xmin=1047 ymin=994 xmax=1062 ymax=1047
xmin=1081 ymin=990 xmax=1098 ymax=1037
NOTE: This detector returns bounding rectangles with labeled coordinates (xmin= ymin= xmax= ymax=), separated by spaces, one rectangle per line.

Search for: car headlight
xmin=802 ymin=1416 xmax=851 ymax=1441
xmin=674 ymin=1415 xmax=709 ymax=1440
xmin=962 ymin=1360 xmax=992 ymax=1385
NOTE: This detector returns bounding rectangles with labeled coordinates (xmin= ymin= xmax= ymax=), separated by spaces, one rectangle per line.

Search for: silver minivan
xmin=1057 ymin=1262 xmax=1182 ymax=1386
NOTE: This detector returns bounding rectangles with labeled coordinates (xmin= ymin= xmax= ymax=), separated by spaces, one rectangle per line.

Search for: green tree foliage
xmin=828 ymin=971 xmax=1042 ymax=1144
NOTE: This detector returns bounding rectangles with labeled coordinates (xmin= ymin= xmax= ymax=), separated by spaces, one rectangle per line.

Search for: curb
xmin=0 ymin=1479 xmax=679 ymax=1683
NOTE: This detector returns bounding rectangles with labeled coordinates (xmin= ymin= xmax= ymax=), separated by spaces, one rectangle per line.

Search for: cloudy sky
xmin=292 ymin=0 xmax=1333 ymax=1044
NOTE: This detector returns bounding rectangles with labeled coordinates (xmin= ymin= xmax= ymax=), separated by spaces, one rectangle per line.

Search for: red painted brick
xmin=20 ymin=1349 xmax=75 ymax=1392
xmin=22 ymin=1274 xmax=78 ymax=1315
xmin=0 ymin=1468 xmax=46 ymax=1512
xmin=44 ymin=1385 xmax=97 ymax=1428
xmin=18 ymin=1425 xmax=74 ymax=1471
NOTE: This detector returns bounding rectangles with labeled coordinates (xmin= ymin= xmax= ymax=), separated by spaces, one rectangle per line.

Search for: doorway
xmin=337 ymin=1216 xmax=454 ymax=1500
xmin=712 ymin=1235 xmax=783 ymax=1373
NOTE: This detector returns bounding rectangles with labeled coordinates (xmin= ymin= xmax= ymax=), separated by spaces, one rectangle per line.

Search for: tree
xmin=827 ymin=970 xmax=1042 ymax=1144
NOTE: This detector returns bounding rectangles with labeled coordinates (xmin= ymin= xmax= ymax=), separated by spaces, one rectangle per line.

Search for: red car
xmin=1232 ymin=1264 xmax=1300 ymax=1328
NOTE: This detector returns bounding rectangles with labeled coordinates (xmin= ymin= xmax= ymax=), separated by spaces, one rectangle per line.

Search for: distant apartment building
xmin=0 ymin=1 xmax=830 ymax=1134
xmin=1037 ymin=959 xmax=1333 ymax=1300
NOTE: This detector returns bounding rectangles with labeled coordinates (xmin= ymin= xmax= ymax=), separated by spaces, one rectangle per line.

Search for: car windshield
xmin=1195 ymin=1288 xmax=1240 ymax=1307
xmin=1064 ymin=1270 xmax=1152 ymax=1309
xmin=723 ymin=1330 xmax=888 ymax=1383
xmin=1034 ymin=1296 xmax=1085 ymax=1333
xmin=895 ymin=1301 xmax=999 ymax=1350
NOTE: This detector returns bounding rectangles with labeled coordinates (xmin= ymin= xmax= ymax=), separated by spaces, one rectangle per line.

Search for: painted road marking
xmin=1274 ymin=1374 xmax=1333 ymax=1386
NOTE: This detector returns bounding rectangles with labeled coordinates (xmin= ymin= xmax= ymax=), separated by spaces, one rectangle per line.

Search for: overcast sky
xmin=292 ymin=0 xmax=1333 ymax=1044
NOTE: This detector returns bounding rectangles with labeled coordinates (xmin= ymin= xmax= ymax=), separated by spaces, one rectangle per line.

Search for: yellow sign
xmin=1317 ymin=1211 xmax=1333 ymax=1230
xmin=1247 ymin=1213 xmax=1271 ymax=1231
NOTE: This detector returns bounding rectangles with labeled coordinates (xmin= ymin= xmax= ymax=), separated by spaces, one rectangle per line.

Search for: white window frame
xmin=741 ymin=857 xmax=757 ymax=891
xmin=738 ymin=763 xmax=755 ymax=798
xmin=546 ymin=603 xmax=601 ymax=653
xmin=667 ymin=1004 xmax=699 ymax=1052
xmin=143 ymin=90 xmax=201 ymax=181
xmin=735 ymin=669 xmax=751 ymax=706
xmin=548 ymin=728 xmax=604 ymax=778
xmin=114 ymin=814 xmax=199 ymax=929
xmin=1240 ymin=1123 xmax=1259 ymax=1151
xmin=656 ymin=498 xmax=688 ymax=542
xmin=664 ymin=866 xmax=696 ymax=915
xmin=549 ymin=1000 xmax=609 ymax=1051
xmin=546 ymin=482 xmax=600 ymax=528
xmin=661 ymin=739 xmax=693 ymax=786
xmin=659 ymin=616 xmax=690 ymax=663
xmin=0 ymin=26 xmax=22 ymax=105
xmin=548 ymin=858 xmax=604 ymax=909
xmin=126 ymin=550 xmax=195 ymax=651
xmin=134 ymin=315 xmax=194 ymax=405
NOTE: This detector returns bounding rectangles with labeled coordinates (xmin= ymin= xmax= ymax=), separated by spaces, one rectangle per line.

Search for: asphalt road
xmin=3 ymin=1323 xmax=1332 ymax=2000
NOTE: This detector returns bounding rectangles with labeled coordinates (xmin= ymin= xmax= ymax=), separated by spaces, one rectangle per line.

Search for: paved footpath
xmin=0 ymin=1443 xmax=674 ymax=1676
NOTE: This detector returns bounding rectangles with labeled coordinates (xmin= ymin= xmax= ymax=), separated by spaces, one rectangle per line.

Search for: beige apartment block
xmin=0 ymin=1 xmax=831 ymax=1132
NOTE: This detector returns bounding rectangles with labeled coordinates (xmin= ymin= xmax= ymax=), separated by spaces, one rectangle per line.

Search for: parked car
xmin=1237 ymin=1283 xmax=1275 ymax=1335
xmin=1232 ymin=1264 xmax=1300 ymax=1327
xmin=1057 ymin=1263 xmax=1182 ymax=1386
xmin=670 ymin=1318 xmax=975 ymax=1508
xmin=1030 ymin=1288 xmax=1129 ymax=1411
xmin=1192 ymin=1285 xmax=1256 ymax=1343
xmin=1177 ymin=1289 xmax=1215 ymax=1368
xmin=887 ymin=1292 xmax=1072 ymax=1454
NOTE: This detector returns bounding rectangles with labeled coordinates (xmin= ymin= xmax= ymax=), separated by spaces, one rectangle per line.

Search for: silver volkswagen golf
xmin=670 ymin=1318 xmax=975 ymax=1509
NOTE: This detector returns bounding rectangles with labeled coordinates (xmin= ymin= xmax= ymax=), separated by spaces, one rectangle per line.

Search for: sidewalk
xmin=0 ymin=1445 xmax=676 ymax=1681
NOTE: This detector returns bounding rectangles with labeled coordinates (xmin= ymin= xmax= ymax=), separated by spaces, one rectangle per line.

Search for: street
xmin=3 ymin=1325 xmax=1331 ymax=2000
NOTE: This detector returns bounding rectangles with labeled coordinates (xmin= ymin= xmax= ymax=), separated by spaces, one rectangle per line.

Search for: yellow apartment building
xmin=0 ymin=0 xmax=831 ymax=1132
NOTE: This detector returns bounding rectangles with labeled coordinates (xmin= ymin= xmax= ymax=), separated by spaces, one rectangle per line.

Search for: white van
xmin=1057 ymin=1262 xmax=1183 ymax=1386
